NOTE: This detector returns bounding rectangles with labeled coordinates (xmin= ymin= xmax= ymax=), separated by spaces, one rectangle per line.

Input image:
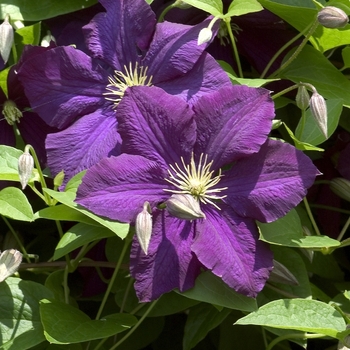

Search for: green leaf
xmin=230 ymin=76 xmax=279 ymax=87
xmin=0 ymin=66 xmax=10 ymax=96
xmin=235 ymin=299 xmax=346 ymax=338
xmin=283 ymin=122 xmax=324 ymax=151
xmin=43 ymin=188 xmax=129 ymax=239
xmin=181 ymin=0 xmax=223 ymax=16
xmin=0 ymin=187 xmax=34 ymax=221
xmin=15 ymin=22 xmax=41 ymax=57
xmin=180 ymin=271 xmax=257 ymax=312
xmin=0 ymin=0 xmax=98 ymax=21
xmin=258 ymin=209 xmax=340 ymax=249
xmin=0 ymin=278 xmax=54 ymax=350
xmin=342 ymin=46 xmax=350 ymax=68
xmin=226 ymin=0 xmax=263 ymax=17
xmin=296 ymin=99 xmax=343 ymax=146
xmin=54 ymin=222 xmax=115 ymax=260
xmin=40 ymin=299 xmax=137 ymax=344
xmin=183 ymin=304 xmax=231 ymax=350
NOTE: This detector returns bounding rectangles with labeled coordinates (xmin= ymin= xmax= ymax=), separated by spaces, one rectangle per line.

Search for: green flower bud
xmin=296 ymin=85 xmax=310 ymax=111
xmin=166 ymin=194 xmax=205 ymax=220
xmin=268 ymin=259 xmax=299 ymax=286
xmin=0 ymin=249 xmax=22 ymax=282
xmin=197 ymin=27 xmax=212 ymax=45
xmin=317 ymin=6 xmax=349 ymax=29
xmin=330 ymin=178 xmax=350 ymax=202
xmin=135 ymin=202 xmax=152 ymax=255
xmin=2 ymin=100 xmax=22 ymax=125
xmin=310 ymin=91 xmax=328 ymax=138
xmin=18 ymin=151 xmax=34 ymax=189
xmin=0 ymin=15 xmax=14 ymax=64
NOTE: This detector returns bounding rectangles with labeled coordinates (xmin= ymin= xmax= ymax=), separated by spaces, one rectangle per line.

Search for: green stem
xmin=158 ymin=2 xmax=176 ymax=22
xmin=269 ymin=19 xmax=319 ymax=79
xmin=271 ymin=84 xmax=298 ymax=100
xmin=224 ymin=18 xmax=242 ymax=78
xmin=95 ymin=237 xmax=131 ymax=320
xmin=310 ymin=204 xmax=350 ymax=215
xmin=260 ymin=21 xmax=314 ymax=79
xmin=265 ymin=283 xmax=300 ymax=299
xmin=107 ymin=300 xmax=158 ymax=350
xmin=303 ymin=197 xmax=321 ymax=236
xmin=266 ymin=333 xmax=326 ymax=350
xmin=337 ymin=216 xmax=350 ymax=241
xmin=1 ymin=215 xmax=31 ymax=263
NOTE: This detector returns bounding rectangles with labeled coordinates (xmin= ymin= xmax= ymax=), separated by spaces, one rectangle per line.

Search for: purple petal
xmin=83 ymin=0 xmax=156 ymax=69
xmin=193 ymin=85 xmax=275 ymax=169
xmin=192 ymin=205 xmax=273 ymax=297
xmin=130 ymin=209 xmax=202 ymax=302
xmin=46 ymin=109 xmax=120 ymax=184
xmin=18 ymin=46 xmax=109 ymax=129
xmin=223 ymin=139 xmax=319 ymax=223
xmin=76 ymin=154 xmax=169 ymax=222
xmin=144 ymin=18 xmax=215 ymax=83
xmin=156 ymin=52 xmax=231 ymax=105
xmin=118 ymin=86 xmax=196 ymax=165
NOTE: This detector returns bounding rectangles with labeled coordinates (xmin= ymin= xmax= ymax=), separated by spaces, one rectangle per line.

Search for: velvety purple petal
xmin=76 ymin=154 xmax=169 ymax=222
xmin=0 ymin=122 xmax=15 ymax=147
xmin=223 ymin=139 xmax=319 ymax=223
xmin=118 ymin=86 xmax=196 ymax=165
xmin=144 ymin=17 xmax=215 ymax=83
xmin=337 ymin=143 xmax=350 ymax=180
xmin=193 ymin=204 xmax=273 ymax=297
xmin=156 ymin=52 xmax=231 ymax=105
xmin=46 ymin=109 xmax=120 ymax=184
xmin=83 ymin=0 xmax=156 ymax=69
xmin=130 ymin=209 xmax=202 ymax=302
xmin=193 ymin=85 xmax=275 ymax=169
xmin=18 ymin=46 xmax=110 ymax=129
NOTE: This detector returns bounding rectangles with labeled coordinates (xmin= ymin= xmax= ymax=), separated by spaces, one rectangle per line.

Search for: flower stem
xmin=271 ymin=84 xmax=298 ymax=100
xmin=337 ymin=216 xmax=350 ymax=241
xmin=224 ymin=17 xmax=242 ymax=78
xmin=158 ymin=2 xmax=176 ymax=22
xmin=266 ymin=333 xmax=326 ymax=350
xmin=303 ymin=197 xmax=321 ymax=236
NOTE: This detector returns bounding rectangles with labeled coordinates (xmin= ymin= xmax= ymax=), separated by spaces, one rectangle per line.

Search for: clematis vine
xmin=17 ymin=0 xmax=230 ymax=184
xmin=76 ymin=85 xmax=319 ymax=302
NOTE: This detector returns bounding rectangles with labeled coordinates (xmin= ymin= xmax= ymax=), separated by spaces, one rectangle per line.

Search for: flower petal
xmin=193 ymin=84 xmax=275 ymax=169
xmin=223 ymin=139 xmax=319 ymax=222
xmin=192 ymin=204 xmax=273 ymax=297
xmin=130 ymin=209 xmax=202 ymax=302
xmin=156 ymin=52 xmax=231 ymax=105
xmin=76 ymin=154 xmax=169 ymax=222
xmin=118 ymin=86 xmax=196 ymax=165
xmin=46 ymin=109 xmax=121 ymax=184
xmin=18 ymin=46 xmax=109 ymax=129
xmin=83 ymin=0 xmax=156 ymax=69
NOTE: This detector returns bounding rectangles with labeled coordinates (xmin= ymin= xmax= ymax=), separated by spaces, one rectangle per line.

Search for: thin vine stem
xmin=224 ymin=18 xmax=242 ymax=78
xmin=266 ymin=333 xmax=326 ymax=350
xmin=337 ymin=216 xmax=350 ymax=241
xmin=303 ymin=197 xmax=321 ymax=236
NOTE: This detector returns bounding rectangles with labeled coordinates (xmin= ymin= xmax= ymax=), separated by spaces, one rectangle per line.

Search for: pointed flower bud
xmin=268 ymin=259 xmax=299 ymax=286
xmin=0 ymin=249 xmax=22 ymax=282
xmin=41 ymin=31 xmax=56 ymax=47
xmin=2 ymin=100 xmax=23 ymax=125
xmin=166 ymin=194 xmax=205 ymax=220
xmin=309 ymin=90 xmax=328 ymax=138
xmin=330 ymin=178 xmax=350 ymax=202
xmin=0 ymin=15 xmax=14 ymax=64
xmin=18 ymin=151 xmax=34 ymax=189
xmin=135 ymin=202 xmax=152 ymax=255
xmin=317 ymin=6 xmax=349 ymax=29
xmin=198 ymin=27 xmax=213 ymax=45
xmin=296 ymin=85 xmax=310 ymax=111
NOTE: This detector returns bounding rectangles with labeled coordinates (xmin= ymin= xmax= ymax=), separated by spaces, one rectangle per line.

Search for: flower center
xmin=104 ymin=62 xmax=153 ymax=108
xmin=2 ymin=100 xmax=22 ymax=125
xmin=164 ymin=153 xmax=227 ymax=210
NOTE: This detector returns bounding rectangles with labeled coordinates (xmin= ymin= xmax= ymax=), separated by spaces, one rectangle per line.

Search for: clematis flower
xmin=17 ymin=0 xmax=230 ymax=184
xmin=76 ymin=85 xmax=319 ymax=302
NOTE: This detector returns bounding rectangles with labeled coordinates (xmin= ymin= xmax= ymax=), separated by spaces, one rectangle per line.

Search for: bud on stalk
xmin=135 ymin=202 xmax=152 ymax=255
xmin=0 ymin=15 xmax=14 ymax=64
xmin=18 ymin=151 xmax=34 ymax=189
xmin=309 ymin=90 xmax=328 ymax=138
xmin=296 ymin=85 xmax=310 ymax=111
xmin=317 ymin=6 xmax=349 ymax=29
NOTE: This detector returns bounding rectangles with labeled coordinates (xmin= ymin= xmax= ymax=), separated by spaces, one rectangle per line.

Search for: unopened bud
xmin=330 ymin=178 xmax=350 ymax=202
xmin=135 ymin=202 xmax=152 ymax=255
xmin=0 ymin=15 xmax=14 ymax=64
xmin=317 ymin=6 xmax=349 ymax=29
xmin=41 ymin=31 xmax=56 ymax=47
xmin=310 ymin=91 xmax=328 ymax=138
xmin=0 ymin=249 xmax=22 ymax=282
xmin=2 ymin=100 xmax=22 ymax=125
xmin=296 ymin=85 xmax=310 ymax=111
xmin=18 ymin=151 xmax=34 ymax=189
xmin=268 ymin=259 xmax=299 ymax=286
xmin=166 ymin=194 xmax=205 ymax=220
xmin=198 ymin=27 xmax=213 ymax=45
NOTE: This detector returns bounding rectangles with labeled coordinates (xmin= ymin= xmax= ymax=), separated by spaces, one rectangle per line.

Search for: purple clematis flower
xmin=17 ymin=0 xmax=230 ymax=184
xmin=76 ymin=85 xmax=319 ymax=302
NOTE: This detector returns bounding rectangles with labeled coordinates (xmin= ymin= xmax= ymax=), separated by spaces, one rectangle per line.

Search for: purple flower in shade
xmin=76 ymin=85 xmax=319 ymax=302
xmin=17 ymin=0 xmax=230 ymax=185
